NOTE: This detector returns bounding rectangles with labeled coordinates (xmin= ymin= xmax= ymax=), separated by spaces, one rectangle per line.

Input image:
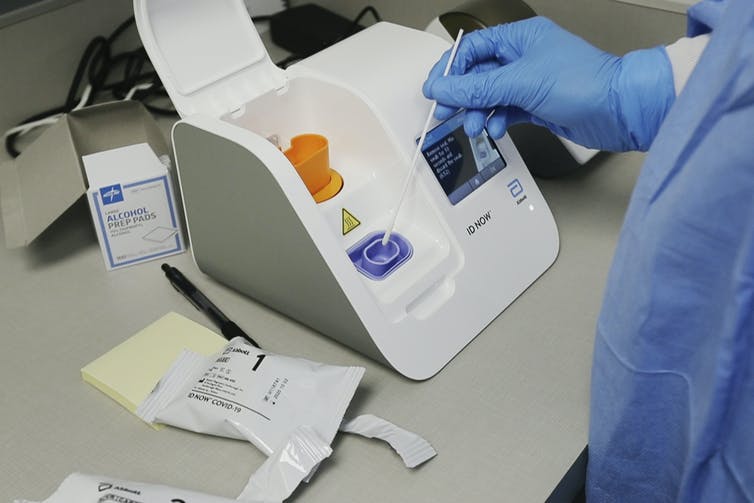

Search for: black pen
xmin=161 ymin=263 xmax=260 ymax=348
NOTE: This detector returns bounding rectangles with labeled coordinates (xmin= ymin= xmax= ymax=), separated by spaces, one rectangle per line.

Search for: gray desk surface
xmin=0 ymin=139 xmax=644 ymax=501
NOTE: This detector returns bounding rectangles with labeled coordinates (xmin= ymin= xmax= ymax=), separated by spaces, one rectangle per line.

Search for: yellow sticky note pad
xmin=81 ymin=312 xmax=226 ymax=426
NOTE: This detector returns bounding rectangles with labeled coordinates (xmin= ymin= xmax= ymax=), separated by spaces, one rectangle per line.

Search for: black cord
xmin=6 ymin=16 xmax=176 ymax=158
xmin=7 ymin=4 xmax=379 ymax=156
xmin=4 ymin=105 xmax=68 ymax=158
xmin=274 ymin=5 xmax=382 ymax=69
xmin=353 ymin=6 xmax=381 ymax=25
xmin=64 ymin=37 xmax=107 ymax=110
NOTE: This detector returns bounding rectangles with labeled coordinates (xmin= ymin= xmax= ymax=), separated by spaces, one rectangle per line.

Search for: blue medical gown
xmin=586 ymin=0 xmax=754 ymax=501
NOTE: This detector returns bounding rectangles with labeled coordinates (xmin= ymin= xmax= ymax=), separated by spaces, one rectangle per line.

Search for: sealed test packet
xmin=138 ymin=337 xmax=364 ymax=455
xmin=15 ymin=426 xmax=331 ymax=503
xmin=15 ymin=473 xmax=242 ymax=503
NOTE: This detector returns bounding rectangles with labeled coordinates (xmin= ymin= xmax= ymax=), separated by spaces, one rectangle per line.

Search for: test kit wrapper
xmin=0 ymin=101 xmax=178 ymax=249
xmin=340 ymin=414 xmax=436 ymax=468
xmin=138 ymin=337 xmax=364 ymax=455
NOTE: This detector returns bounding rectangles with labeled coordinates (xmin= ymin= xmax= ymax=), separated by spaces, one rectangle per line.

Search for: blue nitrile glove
xmin=422 ymin=17 xmax=675 ymax=152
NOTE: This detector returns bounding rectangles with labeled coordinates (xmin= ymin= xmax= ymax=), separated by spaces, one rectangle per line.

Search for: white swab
xmin=382 ymin=29 xmax=465 ymax=246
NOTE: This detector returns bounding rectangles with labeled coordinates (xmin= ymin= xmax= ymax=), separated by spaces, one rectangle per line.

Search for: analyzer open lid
xmin=134 ymin=0 xmax=286 ymax=118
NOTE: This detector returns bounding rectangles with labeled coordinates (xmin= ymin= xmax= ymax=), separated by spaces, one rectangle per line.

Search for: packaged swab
xmin=14 ymin=473 xmax=245 ymax=503
xmin=15 ymin=426 xmax=331 ymax=503
xmin=138 ymin=337 xmax=364 ymax=456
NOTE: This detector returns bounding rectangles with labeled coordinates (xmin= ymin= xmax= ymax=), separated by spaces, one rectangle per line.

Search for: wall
xmin=289 ymin=0 xmax=688 ymax=54
xmin=0 ymin=0 xmax=134 ymax=135
xmin=0 ymin=0 xmax=81 ymax=25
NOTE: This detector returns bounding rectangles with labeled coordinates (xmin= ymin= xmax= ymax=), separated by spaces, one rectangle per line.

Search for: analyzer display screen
xmin=420 ymin=112 xmax=506 ymax=205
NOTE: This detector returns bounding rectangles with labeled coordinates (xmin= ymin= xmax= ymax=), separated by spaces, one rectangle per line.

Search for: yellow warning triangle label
xmin=342 ymin=208 xmax=361 ymax=235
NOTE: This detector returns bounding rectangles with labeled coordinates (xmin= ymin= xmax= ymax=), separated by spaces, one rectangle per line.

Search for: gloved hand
xmin=423 ymin=17 xmax=675 ymax=152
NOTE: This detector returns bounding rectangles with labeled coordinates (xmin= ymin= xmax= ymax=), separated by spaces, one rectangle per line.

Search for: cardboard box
xmin=0 ymin=101 xmax=182 ymax=250
xmin=83 ymin=143 xmax=185 ymax=270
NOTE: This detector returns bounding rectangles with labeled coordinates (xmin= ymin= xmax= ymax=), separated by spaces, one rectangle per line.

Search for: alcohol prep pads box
xmin=83 ymin=143 xmax=185 ymax=270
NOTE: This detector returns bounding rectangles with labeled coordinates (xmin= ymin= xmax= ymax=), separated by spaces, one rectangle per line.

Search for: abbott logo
xmin=100 ymin=184 xmax=123 ymax=205
xmin=507 ymin=179 xmax=524 ymax=198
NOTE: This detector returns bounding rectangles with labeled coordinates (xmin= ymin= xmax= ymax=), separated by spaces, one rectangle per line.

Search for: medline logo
xmin=100 ymin=184 xmax=123 ymax=205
